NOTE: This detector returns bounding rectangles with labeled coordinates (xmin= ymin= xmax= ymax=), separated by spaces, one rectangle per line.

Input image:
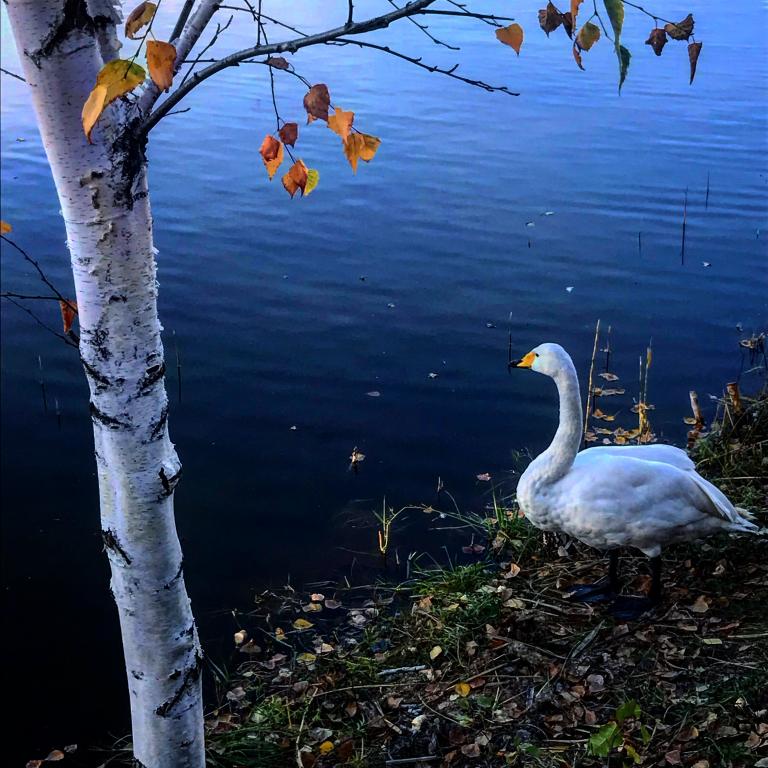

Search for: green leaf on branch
xmin=618 ymin=44 xmax=631 ymax=91
xmin=603 ymin=0 xmax=624 ymax=43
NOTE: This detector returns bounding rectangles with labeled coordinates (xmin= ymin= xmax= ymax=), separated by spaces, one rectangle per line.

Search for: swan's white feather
xmin=514 ymin=342 xmax=759 ymax=558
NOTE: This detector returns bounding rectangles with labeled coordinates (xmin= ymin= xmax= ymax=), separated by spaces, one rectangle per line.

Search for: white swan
xmin=510 ymin=343 xmax=758 ymax=618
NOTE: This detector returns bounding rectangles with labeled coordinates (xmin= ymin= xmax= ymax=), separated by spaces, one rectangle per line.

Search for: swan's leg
xmin=609 ymin=556 xmax=663 ymax=620
xmin=566 ymin=550 xmax=620 ymax=603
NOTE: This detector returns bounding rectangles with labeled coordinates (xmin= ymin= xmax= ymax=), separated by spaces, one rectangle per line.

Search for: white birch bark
xmin=5 ymin=2 xmax=204 ymax=765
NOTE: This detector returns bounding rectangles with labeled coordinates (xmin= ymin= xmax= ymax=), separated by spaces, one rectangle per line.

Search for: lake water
xmin=1 ymin=0 xmax=766 ymax=761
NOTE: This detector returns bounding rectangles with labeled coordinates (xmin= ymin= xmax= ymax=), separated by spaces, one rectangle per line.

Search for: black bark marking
xmin=89 ymin=401 xmax=128 ymax=429
xmin=149 ymin=404 xmax=169 ymax=441
xmin=137 ymin=362 xmax=166 ymax=394
xmin=131 ymin=669 xmax=144 ymax=680
xmin=163 ymin=559 xmax=184 ymax=590
xmin=102 ymin=528 xmax=132 ymax=565
xmin=81 ymin=357 xmax=112 ymax=389
xmin=155 ymin=651 xmax=202 ymax=718
xmin=158 ymin=466 xmax=182 ymax=496
xmin=29 ymin=0 xmax=93 ymax=68
xmin=168 ymin=669 xmax=181 ymax=680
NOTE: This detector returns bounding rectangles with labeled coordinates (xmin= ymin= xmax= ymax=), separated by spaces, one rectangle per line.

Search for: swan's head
xmin=510 ymin=342 xmax=571 ymax=378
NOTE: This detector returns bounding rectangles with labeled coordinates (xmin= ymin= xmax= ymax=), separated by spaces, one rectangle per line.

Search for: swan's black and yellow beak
xmin=508 ymin=350 xmax=536 ymax=371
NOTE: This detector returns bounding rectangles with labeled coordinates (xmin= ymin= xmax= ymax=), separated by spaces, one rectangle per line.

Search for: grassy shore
xmin=206 ymin=389 xmax=767 ymax=768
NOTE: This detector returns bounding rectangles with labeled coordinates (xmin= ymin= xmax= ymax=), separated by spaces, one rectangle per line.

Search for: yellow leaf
xmin=259 ymin=136 xmax=284 ymax=180
xmin=455 ymin=682 xmax=471 ymax=697
xmin=495 ymin=23 xmax=524 ymax=55
xmin=304 ymin=168 xmax=319 ymax=196
xmin=98 ymin=59 xmax=146 ymax=106
xmin=83 ymin=61 xmax=146 ymax=141
xmin=429 ymin=645 xmax=442 ymax=660
xmin=0 ymin=221 xmax=11 ymax=234
xmin=328 ymin=107 xmax=355 ymax=143
xmin=319 ymin=741 xmax=334 ymax=755
xmin=292 ymin=618 xmax=313 ymax=630
xmin=344 ymin=132 xmax=381 ymax=173
xmin=82 ymin=84 xmax=108 ymax=143
xmin=297 ymin=652 xmax=317 ymax=664
xmin=125 ymin=2 xmax=157 ymax=39
xmin=147 ymin=40 xmax=176 ymax=91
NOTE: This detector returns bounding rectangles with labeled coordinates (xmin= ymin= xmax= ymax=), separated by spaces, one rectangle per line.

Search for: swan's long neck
xmin=531 ymin=358 xmax=583 ymax=484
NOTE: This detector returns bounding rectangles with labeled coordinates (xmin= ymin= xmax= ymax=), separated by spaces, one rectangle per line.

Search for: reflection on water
xmin=1 ymin=0 xmax=766 ymax=760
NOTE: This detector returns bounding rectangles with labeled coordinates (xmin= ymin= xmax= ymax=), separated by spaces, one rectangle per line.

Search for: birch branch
xmin=140 ymin=0 xmax=438 ymax=134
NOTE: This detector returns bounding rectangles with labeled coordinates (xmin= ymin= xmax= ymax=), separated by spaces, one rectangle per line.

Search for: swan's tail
xmin=690 ymin=472 xmax=760 ymax=533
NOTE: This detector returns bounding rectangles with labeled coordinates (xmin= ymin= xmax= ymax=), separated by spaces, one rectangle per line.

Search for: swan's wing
xmin=567 ymin=454 xmax=755 ymax=529
xmin=577 ymin=444 xmax=694 ymax=471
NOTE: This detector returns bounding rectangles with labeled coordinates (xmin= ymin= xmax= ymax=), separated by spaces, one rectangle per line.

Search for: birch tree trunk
xmin=6 ymin=2 xmax=204 ymax=765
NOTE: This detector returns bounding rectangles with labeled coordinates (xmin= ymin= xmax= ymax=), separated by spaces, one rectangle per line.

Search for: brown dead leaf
xmin=495 ymin=23 xmax=524 ymax=55
xmin=460 ymin=743 xmax=481 ymax=758
xmin=125 ymin=2 xmax=156 ymax=39
xmin=279 ymin=122 xmax=298 ymax=147
xmin=282 ymin=160 xmax=309 ymax=197
xmin=60 ymin=300 xmax=78 ymax=334
xmin=562 ymin=11 xmax=574 ymax=38
xmin=266 ymin=56 xmax=289 ymax=70
xmin=665 ymin=749 xmax=682 ymax=765
xmin=259 ymin=135 xmax=284 ymax=180
xmin=303 ymin=84 xmax=330 ymax=123
xmin=688 ymin=41 xmax=702 ymax=84
xmin=646 ymin=28 xmax=668 ymax=56
xmin=45 ymin=751 xmax=65 ymax=762
xmin=0 ymin=220 xmax=11 ymax=234
xmin=328 ymin=107 xmax=355 ymax=143
xmin=538 ymin=2 xmax=563 ymax=36
xmin=665 ymin=13 xmax=694 ymax=40
xmin=146 ymin=40 xmax=176 ymax=91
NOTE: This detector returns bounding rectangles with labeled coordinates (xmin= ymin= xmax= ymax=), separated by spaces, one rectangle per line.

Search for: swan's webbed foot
xmin=609 ymin=595 xmax=660 ymax=621
xmin=566 ymin=550 xmax=621 ymax=604
xmin=566 ymin=579 xmax=615 ymax=604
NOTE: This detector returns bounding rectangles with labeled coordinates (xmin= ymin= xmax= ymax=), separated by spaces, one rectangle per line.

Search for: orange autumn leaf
xmin=495 ymin=23 xmax=524 ymax=55
xmin=259 ymin=135 xmax=284 ymax=180
xmin=343 ymin=132 xmax=381 ymax=173
xmin=82 ymin=85 xmax=109 ymax=143
xmin=570 ymin=0 xmax=583 ymax=26
xmin=282 ymin=159 xmax=309 ymax=197
xmin=125 ymin=1 xmax=157 ymax=39
xmin=303 ymin=83 xmax=330 ymax=123
xmin=0 ymin=220 xmax=12 ymax=234
xmin=279 ymin=122 xmax=298 ymax=147
xmin=60 ymin=300 xmax=78 ymax=334
xmin=327 ymin=107 xmax=355 ymax=143
xmin=146 ymin=40 xmax=176 ymax=91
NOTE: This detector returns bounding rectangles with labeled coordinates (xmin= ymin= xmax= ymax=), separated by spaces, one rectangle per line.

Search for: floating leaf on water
xmin=600 ymin=387 xmax=625 ymax=396
xmin=566 ymin=286 xmax=574 ymax=293
xmin=1 ymin=220 xmax=12 ymax=234
xmin=592 ymin=408 xmax=617 ymax=421
xmin=599 ymin=372 xmax=619 ymax=381
xmin=366 ymin=390 xmax=381 ymax=397
xmin=324 ymin=599 xmax=342 ymax=609
xmin=349 ymin=447 xmax=365 ymax=465
xmin=702 ymin=261 xmax=711 ymax=267
xmin=428 ymin=372 xmax=438 ymax=379
xmin=584 ymin=431 xmax=598 ymax=442
xmin=476 ymin=473 xmax=491 ymax=481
